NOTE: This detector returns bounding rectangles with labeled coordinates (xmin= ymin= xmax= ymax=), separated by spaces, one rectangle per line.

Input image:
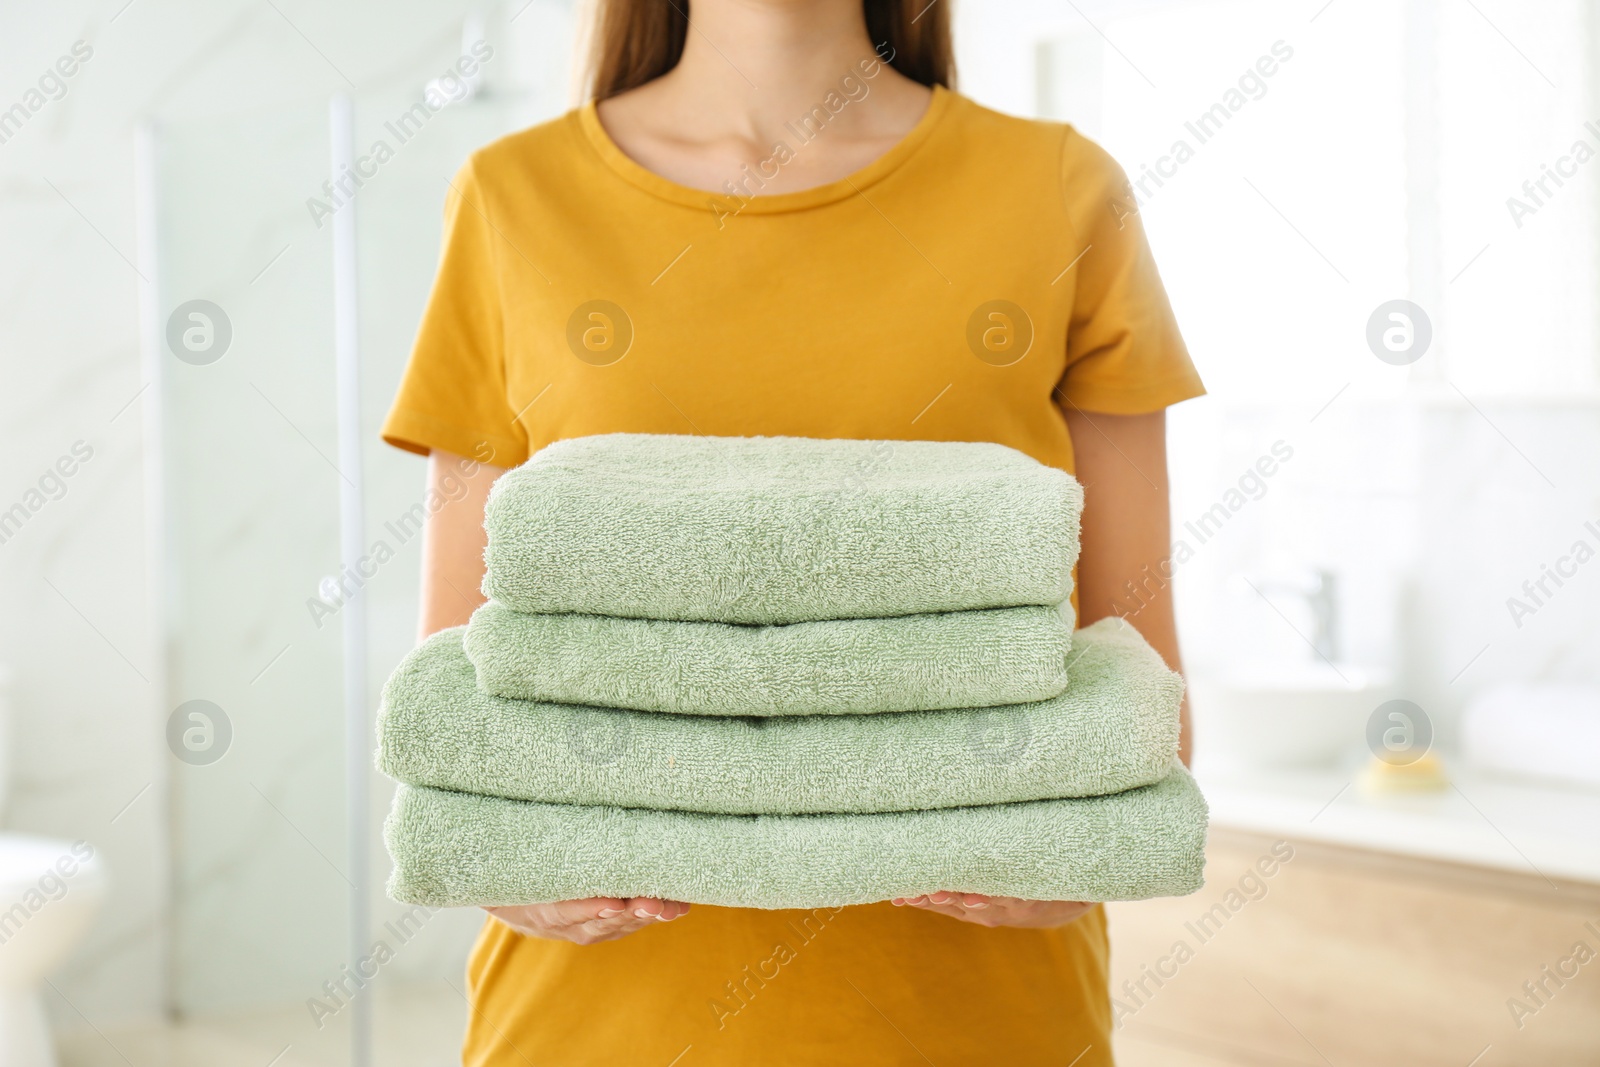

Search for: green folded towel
xmin=379 ymin=618 xmax=1181 ymax=814
xmin=463 ymin=600 xmax=1076 ymax=716
xmin=383 ymin=768 xmax=1208 ymax=909
xmin=483 ymin=434 xmax=1083 ymax=625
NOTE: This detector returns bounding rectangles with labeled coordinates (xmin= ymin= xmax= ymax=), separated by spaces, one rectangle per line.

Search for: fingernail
xmin=966 ymin=901 xmax=988 ymax=910
xmin=634 ymin=908 xmax=653 ymax=919
xmin=598 ymin=908 xmax=623 ymax=918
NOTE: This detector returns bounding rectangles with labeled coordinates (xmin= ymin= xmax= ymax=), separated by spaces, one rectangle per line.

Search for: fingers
xmin=891 ymin=892 xmax=987 ymax=910
xmin=899 ymin=898 xmax=992 ymax=925
xmin=484 ymin=898 xmax=690 ymax=944
xmin=539 ymin=896 xmax=688 ymax=928
xmin=891 ymin=892 xmax=993 ymax=927
xmin=566 ymin=898 xmax=689 ymax=944
xmin=889 ymin=895 xmax=1095 ymax=928
xmin=543 ymin=897 xmax=631 ymax=926
xmin=625 ymin=897 xmax=691 ymax=922
xmin=1053 ymin=900 xmax=1096 ymax=925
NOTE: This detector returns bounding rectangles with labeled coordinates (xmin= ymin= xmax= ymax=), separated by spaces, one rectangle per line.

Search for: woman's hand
xmin=484 ymin=897 xmax=690 ymax=945
xmin=891 ymin=893 xmax=1094 ymax=929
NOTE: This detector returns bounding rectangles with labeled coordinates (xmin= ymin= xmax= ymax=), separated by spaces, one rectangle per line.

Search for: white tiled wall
xmin=1 ymin=0 xmax=575 ymax=1028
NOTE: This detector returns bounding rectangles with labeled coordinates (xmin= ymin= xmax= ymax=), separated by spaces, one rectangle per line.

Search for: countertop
xmin=1197 ymin=762 xmax=1600 ymax=886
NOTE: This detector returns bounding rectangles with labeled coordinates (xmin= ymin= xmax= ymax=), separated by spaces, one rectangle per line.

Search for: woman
xmin=382 ymin=1 xmax=1201 ymax=1063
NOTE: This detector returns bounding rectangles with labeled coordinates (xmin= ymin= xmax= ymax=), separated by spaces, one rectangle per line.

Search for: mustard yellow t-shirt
xmin=384 ymin=85 xmax=1202 ymax=1067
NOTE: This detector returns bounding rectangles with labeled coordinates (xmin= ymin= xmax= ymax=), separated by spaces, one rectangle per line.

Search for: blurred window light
xmin=1029 ymin=0 xmax=1599 ymax=401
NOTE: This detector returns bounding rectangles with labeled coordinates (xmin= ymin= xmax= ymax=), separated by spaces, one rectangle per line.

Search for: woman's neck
xmin=594 ymin=0 xmax=934 ymax=196
xmin=655 ymin=0 xmax=886 ymax=142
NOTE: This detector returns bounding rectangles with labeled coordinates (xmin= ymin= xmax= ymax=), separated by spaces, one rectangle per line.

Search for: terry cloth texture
xmin=463 ymin=599 xmax=1076 ymax=716
xmin=384 ymin=767 xmax=1208 ymax=910
xmin=481 ymin=434 xmax=1085 ymax=624
xmin=379 ymin=618 xmax=1181 ymax=814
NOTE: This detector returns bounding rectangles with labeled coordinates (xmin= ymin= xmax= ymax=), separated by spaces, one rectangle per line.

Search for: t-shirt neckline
xmin=577 ymin=84 xmax=953 ymax=214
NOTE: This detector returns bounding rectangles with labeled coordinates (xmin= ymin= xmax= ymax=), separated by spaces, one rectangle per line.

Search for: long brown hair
xmin=584 ymin=1 xmax=955 ymax=101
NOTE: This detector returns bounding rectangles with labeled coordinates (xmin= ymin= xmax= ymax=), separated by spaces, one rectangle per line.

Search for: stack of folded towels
xmin=380 ymin=434 xmax=1207 ymax=910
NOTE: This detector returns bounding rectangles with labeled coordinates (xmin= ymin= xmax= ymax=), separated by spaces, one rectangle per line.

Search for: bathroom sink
xmin=1189 ymin=662 xmax=1395 ymax=772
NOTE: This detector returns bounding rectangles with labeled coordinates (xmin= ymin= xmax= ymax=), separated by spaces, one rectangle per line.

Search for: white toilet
xmin=0 ymin=668 xmax=109 ymax=1067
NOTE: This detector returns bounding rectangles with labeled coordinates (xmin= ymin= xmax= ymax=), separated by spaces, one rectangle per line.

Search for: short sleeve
xmin=381 ymin=157 xmax=530 ymax=466
xmin=1055 ymin=129 xmax=1205 ymax=415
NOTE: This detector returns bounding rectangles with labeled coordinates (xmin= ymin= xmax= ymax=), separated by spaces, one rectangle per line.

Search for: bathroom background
xmin=2 ymin=0 xmax=1597 ymax=1065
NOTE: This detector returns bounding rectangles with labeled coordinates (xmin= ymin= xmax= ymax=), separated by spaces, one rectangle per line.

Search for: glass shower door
xmin=144 ymin=8 xmax=569 ymax=1058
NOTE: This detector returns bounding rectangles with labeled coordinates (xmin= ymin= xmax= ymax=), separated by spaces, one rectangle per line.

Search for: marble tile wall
xmin=1407 ymin=401 xmax=1600 ymax=737
xmin=1 ymin=0 xmax=574 ymax=1029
